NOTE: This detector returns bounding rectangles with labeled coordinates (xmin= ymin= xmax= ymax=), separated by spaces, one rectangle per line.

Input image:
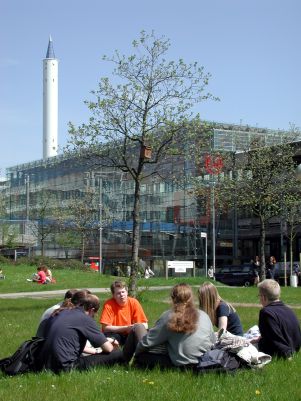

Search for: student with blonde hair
xmin=255 ymin=279 xmax=301 ymax=358
xmin=198 ymin=282 xmax=243 ymax=336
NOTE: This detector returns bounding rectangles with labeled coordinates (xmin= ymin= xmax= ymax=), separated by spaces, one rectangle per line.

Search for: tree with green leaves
xmin=214 ymin=141 xmax=299 ymax=280
xmin=280 ymin=179 xmax=301 ymax=280
xmin=68 ymin=31 xmax=215 ymax=295
xmin=55 ymin=230 xmax=81 ymax=259
xmin=0 ymin=222 xmax=18 ymax=249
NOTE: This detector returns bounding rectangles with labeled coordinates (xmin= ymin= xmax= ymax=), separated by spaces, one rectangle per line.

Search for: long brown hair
xmin=167 ymin=283 xmax=198 ymax=334
xmin=198 ymin=282 xmax=235 ymax=326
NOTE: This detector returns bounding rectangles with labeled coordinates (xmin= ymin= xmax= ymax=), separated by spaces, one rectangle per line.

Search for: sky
xmin=1 ymin=0 xmax=300 ymax=175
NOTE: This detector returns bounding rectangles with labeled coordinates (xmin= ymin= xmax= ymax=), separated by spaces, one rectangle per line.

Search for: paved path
xmin=0 ymin=286 xmax=175 ymax=299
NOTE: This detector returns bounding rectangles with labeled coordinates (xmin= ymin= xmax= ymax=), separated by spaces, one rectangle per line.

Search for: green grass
xmin=0 ymin=263 xmax=211 ymax=293
xmin=0 ymin=267 xmax=301 ymax=401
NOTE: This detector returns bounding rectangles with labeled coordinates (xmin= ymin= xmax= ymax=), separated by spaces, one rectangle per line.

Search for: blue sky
xmin=1 ymin=0 xmax=300 ymax=174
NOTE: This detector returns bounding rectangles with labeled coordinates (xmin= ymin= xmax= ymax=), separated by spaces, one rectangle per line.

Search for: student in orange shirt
xmin=100 ymin=280 xmax=148 ymax=345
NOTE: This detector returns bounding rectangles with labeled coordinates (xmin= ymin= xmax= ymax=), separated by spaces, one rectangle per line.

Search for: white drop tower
xmin=43 ymin=36 xmax=58 ymax=159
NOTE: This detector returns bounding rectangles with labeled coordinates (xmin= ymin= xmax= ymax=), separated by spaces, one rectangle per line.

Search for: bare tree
xmin=29 ymin=190 xmax=60 ymax=256
xmin=56 ymin=188 xmax=106 ymax=263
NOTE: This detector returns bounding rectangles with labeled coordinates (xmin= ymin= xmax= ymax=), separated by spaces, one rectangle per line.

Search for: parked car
xmin=215 ymin=264 xmax=256 ymax=287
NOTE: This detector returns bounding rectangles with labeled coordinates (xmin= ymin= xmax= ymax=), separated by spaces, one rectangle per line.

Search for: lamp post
xmin=204 ymin=154 xmax=223 ymax=276
xmin=201 ymin=232 xmax=207 ymax=276
xmin=98 ymin=177 xmax=103 ymax=274
xmin=211 ymin=181 xmax=216 ymax=274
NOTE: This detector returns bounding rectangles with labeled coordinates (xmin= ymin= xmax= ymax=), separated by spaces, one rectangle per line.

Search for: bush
xmin=14 ymin=256 xmax=85 ymax=271
xmin=0 ymin=255 xmax=13 ymax=265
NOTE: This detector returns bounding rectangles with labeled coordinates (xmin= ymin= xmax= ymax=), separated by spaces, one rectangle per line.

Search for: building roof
xmin=45 ymin=35 xmax=55 ymax=59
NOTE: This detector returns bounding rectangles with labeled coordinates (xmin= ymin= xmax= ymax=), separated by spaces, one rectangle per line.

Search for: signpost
xmin=166 ymin=260 xmax=195 ymax=279
xmin=201 ymin=232 xmax=207 ymax=277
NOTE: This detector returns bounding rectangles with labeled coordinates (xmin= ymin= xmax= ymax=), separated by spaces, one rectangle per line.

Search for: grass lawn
xmin=0 ymin=265 xmax=301 ymax=401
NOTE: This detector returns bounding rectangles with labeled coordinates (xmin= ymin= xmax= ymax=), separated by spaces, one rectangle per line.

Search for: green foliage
xmin=193 ymin=139 xmax=301 ymax=278
xmin=13 ymin=256 xmax=85 ymax=270
xmin=55 ymin=231 xmax=81 ymax=255
xmin=0 ymin=222 xmax=19 ymax=248
xmin=67 ymin=31 xmax=216 ymax=296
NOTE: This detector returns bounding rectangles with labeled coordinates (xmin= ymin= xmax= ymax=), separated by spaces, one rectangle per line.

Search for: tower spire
xmin=46 ymin=35 xmax=55 ymax=59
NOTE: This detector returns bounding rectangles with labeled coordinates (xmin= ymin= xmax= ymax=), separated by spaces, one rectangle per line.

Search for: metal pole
xmin=211 ymin=182 xmax=216 ymax=275
xmin=25 ymin=174 xmax=30 ymax=221
xmin=205 ymin=234 xmax=208 ymax=278
xmin=284 ymin=251 xmax=287 ymax=287
xmin=99 ymin=177 xmax=102 ymax=274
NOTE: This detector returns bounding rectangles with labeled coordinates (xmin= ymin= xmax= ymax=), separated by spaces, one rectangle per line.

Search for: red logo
xmin=204 ymin=154 xmax=223 ymax=175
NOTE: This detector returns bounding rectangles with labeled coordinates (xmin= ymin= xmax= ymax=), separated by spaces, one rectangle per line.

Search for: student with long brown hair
xmin=124 ymin=283 xmax=215 ymax=368
xmin=198 ymin=282 xmax=243 ymax=336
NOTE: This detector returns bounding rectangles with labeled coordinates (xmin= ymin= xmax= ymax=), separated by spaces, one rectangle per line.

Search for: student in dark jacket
xmin=37 ymin=294 xmax=124 ymax=373
xmin=256 ymin=279 xmax=301 ymax=358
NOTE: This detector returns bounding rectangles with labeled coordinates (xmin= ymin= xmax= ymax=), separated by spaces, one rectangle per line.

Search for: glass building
xmin=1 ymin=122 xmax=297 ymax=272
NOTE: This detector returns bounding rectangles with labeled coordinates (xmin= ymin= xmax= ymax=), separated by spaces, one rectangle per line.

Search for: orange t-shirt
xmin=100 ymin=297 xmax=148 ymax=328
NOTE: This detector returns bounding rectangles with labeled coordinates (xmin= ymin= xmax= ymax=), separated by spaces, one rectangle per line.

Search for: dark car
xmin=215 ymin=264 xmax=256 ymax=287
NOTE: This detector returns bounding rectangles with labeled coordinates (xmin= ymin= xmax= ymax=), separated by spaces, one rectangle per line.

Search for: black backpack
xmin=196 ymin=348 xmax=243 ymax=374
xmin=0 ymin=337 xmax=45 ymax=376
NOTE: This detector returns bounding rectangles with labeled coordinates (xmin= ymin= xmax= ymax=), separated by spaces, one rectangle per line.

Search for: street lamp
xmin=204 ymin=154 xmax=223 ymax=276
xmin=200 ymin=232 xmax=207 ymax=276
xmin=98 ymin=177 xmax=103 ymax=274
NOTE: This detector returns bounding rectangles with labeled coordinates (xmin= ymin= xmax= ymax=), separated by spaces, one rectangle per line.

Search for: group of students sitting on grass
xmin=31 ymin=278 xmax=301 ymax=374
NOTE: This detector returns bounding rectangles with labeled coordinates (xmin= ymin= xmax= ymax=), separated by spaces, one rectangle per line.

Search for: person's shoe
xmin=26 ymin=279 xmax=32 ymax=282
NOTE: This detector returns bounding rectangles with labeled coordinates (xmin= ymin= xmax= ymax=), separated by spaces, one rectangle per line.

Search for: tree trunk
xmin=128 ymin=177 xmax=141 ymax=297
xmin=41 ymin=238 xmax=45 ymax=257
xmin=259 ymin=216 xmax=266 ymax=281
xmin=81 ymin=233 xmax=85 ymax=263
xmin=290 ymin=230 xmax=294 ymax=277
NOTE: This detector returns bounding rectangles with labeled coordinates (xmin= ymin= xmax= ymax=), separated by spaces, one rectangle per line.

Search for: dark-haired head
xmin=71 ymin=289 xmax=92 ymax=305
xmin=64 ymin=289 xmax=78 ymax=300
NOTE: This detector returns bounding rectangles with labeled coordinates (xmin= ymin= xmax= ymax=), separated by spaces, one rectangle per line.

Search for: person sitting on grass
xmin=36 ymin=288 xmax=79 ymax=337
xmin=37 ymin=289 xmax=101 ymax=357
xmin=37 ymin=293 xmax=124 ymax=373
xmin=99 ymin=280 xmax=148 ymax=346
xmin=41 ymin=265 xmax=55 ymax=283
xmin=122 ymin=283 xmax=216 ymax=369
xmin=253 ymin=279 xmax=301 ymax=358
xmin=27 ymin=266 xmax=47 ymax=284
xmin=198 ymin=282 xmax=244 ymax=336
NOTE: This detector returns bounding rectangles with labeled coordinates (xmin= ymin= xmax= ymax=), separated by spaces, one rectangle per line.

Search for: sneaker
xmin=26 ymin=279 xmax=32 ymax=282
